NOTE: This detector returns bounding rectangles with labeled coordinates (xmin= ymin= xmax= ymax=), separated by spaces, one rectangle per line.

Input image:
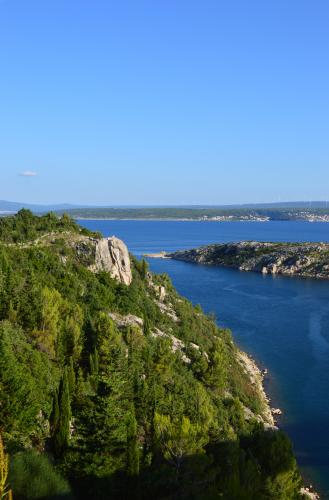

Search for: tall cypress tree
xmin=126 ymin=407 xmax=139 ymax=477
xmin=53 ymin=368 xmax=71 ymax=456
xmin=50 ymin=389 xmax=59 ymax=437
xmin=89 ymin=347 xmax=99 ymax=376
xmin=140 ymin=259 xmax=148 ymax=280
xmin=67 ymin=357 xmax=76 ymax=397
xmin=143 ymin=315 xmax=150 ymax=337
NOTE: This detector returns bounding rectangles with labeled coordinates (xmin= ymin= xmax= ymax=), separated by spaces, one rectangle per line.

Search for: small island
xmin=146 ymin=241 xmax=329 ymax=279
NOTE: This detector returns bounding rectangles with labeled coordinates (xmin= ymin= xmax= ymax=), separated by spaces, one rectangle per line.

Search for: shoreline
xmin=239 ymin=350 xmax=320 ymax=499
xmin=75 ymin=217 xmax=329 ymax=223
xmin=144 ymin=252 xmax=329 ymax=281
xmin=157 ymin=242 xmax=329 ymax=281
xmin=75 ymin=217 xmax=270 ymax=222
xmin=237 ymin=350 xmax=276 ymax=427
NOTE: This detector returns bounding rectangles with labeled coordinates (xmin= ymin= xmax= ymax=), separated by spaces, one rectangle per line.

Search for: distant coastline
xmin=2 ymin=201 xmax=329 ymax=223
xmin=75 ymin=216 xmax=329 ymax=222
xmin=75 ymin=217 xmax=270 ymax=222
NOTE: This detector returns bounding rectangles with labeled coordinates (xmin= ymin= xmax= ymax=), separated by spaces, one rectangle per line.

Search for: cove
xmin=79 ymin=220 xmax=329 ymax=497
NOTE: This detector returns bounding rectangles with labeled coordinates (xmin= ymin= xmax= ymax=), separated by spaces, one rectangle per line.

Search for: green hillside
xmin=0 ymin=211 xmax=305 ymax=499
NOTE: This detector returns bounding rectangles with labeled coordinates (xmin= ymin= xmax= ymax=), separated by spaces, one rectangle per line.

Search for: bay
xmin=79 ymin=220 xmax=329 ymax=497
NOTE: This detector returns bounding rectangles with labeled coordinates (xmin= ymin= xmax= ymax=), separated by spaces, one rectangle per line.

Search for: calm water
xmin=80 ymin=220 xmax=329 ymax=497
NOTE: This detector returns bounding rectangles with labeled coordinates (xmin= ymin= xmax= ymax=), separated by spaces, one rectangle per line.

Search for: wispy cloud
xmin=19 ymin=171 xmax=38 ymax=177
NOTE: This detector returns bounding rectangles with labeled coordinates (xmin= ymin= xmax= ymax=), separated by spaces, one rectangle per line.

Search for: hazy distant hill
xmin=0 ymin=200 xmax=80 ymax=213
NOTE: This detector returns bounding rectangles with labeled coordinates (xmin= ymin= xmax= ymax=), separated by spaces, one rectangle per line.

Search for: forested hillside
xmin=0 ymin=211 xmax=305 ymax=499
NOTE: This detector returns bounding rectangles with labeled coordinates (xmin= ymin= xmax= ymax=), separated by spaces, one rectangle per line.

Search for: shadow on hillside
xmin=71 ymin=428 xmax=299 ymax=500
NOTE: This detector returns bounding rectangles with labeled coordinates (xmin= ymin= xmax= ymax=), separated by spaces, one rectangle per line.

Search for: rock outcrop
xmin=92 ymin=237 xmax=132 ymax=285
xmin=108 ymin=312 xmax=143 ymax=329
xmin=164 ymin=241 xmax=329 ymax=280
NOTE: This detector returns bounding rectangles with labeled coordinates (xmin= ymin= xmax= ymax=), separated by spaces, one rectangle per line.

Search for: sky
xmin=0 ymin=0 xmax=328 ymax=206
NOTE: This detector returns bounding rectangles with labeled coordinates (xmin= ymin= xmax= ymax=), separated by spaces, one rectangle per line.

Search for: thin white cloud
xmin=19 ymin=171 xmax=38 ymax=177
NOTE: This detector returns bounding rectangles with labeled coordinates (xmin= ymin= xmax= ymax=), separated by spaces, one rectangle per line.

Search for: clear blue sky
xmin=0 ymin=0 xmax=328 ymax=205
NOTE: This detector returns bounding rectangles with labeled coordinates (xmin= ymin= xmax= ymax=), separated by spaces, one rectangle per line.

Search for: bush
xmin=10 ymin=451 xmax=72 ymax=499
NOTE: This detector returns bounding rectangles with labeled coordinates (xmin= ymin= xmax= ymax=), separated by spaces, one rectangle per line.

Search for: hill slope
xmin=0 ymin=211 xmax=307 ymax=499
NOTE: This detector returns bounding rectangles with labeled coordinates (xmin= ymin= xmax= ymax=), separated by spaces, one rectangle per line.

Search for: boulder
xmin=94 ymin=237 xmax=132 ymax=285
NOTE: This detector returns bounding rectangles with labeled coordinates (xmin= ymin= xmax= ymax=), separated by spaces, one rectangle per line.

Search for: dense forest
xmin=0 ymin=211 xmax=306 ymax=499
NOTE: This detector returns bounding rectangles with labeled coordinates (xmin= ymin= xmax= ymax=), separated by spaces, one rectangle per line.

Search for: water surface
xmin=80 ymin=220 xmax=329 ymax=497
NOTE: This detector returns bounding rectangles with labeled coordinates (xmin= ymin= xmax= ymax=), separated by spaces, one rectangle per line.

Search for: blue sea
xmin=80 ymin=220 xmax=329 ymax=497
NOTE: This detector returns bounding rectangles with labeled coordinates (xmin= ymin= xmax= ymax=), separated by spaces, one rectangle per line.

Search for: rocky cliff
xmin=72 ymin=235 xmax=132 ymax=285
xmin=163 ymin=241 xmax=329 ymax=279
xmin=93 ymin=236 xmax=132 ymax=285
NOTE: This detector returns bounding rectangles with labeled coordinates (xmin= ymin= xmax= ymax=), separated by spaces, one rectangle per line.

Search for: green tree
xmin=0 ymin=321 xmax=55 ymax=446
xmin=33 ymin=287 xmax=62 ymax=358
xmin=50 ymin=390 xmax=60 ymax=438
xmin=53 ymin=368 xmax=71 ymax=456
xmin=140 ymin=259 xmax=148 ymax=280
xmin=67 ymin=357 xmax=76 ymax=397
xmin=60 ymin=303 xmax=84 ymax=362
xmin=126 ymin=407 xmax=139 ymax=476
xmin=154 ymin=413 xmax=207 ymax=478
xmin=143 ymin=314 xmax=151 ymax=336
xmin=9 ymin=451 xmax=71 ymax=499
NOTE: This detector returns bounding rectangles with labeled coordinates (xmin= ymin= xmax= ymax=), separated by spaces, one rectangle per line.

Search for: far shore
xmin=75 ymin=217 xmax=270 ymax=222
xmin=74 ymin=217 xmax=329 ymax=223
xmin=143 ymin=251 xmax=170 ymax=259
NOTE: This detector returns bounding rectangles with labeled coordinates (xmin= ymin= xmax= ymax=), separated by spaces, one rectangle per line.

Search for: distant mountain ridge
xmin=0 ymin=200 xmax=81 ymax=213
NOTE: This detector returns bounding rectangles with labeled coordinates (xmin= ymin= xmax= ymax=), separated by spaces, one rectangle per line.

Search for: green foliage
xmin=9 ymin=451 xmax=72 ymax=499
xmin=0 ymin=215 xmax=305 ymax=499
xmin=126 ymin=407 xmax=139 ymax=476
xmin=0 ymin=210 xmax=81 ymax=243
xmin=0 ymin=321 xmax=56 ymax=450
xmin=53 ymin=368 xmax=71 ymax=456
xmin=154 ymin=413 xmax=207 ymax=474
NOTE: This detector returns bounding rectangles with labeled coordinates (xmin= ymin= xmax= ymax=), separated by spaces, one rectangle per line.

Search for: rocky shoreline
xmin=237 ymin=351 xmax=276 ymax=427
xmin=149 ymin=241 xmax=329 ymax=280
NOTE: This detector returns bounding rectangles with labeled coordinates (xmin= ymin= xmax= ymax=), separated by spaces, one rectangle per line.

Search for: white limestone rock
xmin=94 ymin=236 xmax=132 ymax=285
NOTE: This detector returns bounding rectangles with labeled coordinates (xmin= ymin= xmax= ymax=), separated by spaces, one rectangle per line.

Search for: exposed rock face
xmin=166 ymin=241 xmax=329 ymax=280
xmin=151 ymin=327 xmax=191 ymax=364
xmin=94 ymin=237 xmax=132 ymax=285
xmin=108 ymin=312 xmax=143 ymax=329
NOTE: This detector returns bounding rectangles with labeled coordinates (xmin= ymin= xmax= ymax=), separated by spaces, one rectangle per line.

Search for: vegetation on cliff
xmin=0 ymin=211 xmax=305 ymax=499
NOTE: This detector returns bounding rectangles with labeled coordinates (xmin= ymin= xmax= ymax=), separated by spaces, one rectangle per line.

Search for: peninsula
xmin=147 ymin=241 xmax=329 ymax=280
